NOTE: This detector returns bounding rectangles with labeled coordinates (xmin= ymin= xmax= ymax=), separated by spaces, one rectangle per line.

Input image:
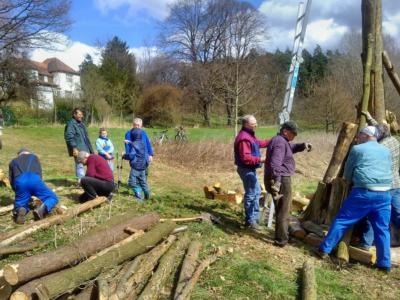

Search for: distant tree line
xmin=1 ymin=0 xmax=400 ymax=130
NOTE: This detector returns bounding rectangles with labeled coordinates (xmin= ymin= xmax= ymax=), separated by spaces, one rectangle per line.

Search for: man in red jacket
xmin=76 ymin=151 xmax=114 ymax=202
xmin=234 ymin=115 xmax=270 ymax=230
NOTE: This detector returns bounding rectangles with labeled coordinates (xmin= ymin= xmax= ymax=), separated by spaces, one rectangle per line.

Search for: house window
xmin=66 ymin=74 xmax=73 ymax=83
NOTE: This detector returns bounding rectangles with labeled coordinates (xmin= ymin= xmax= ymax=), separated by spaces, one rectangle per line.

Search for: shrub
xmin=139 ymin=84 xmax=182 ymax=127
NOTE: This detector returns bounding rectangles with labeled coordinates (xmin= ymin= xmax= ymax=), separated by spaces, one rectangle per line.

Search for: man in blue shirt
xmin=316 ymin=126 xmax=392 ymax=272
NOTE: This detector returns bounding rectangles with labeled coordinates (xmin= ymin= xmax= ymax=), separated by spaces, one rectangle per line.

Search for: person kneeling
xmin=76 ymin=151 xmax=114 ymax=202
xmin=123 ymin=128 xmax=150 ymax=201
xmin=9 ymin=149 xmax=59 ymax=224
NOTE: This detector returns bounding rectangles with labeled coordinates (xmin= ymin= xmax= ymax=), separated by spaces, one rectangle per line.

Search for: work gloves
xmin=305 ymin=143 xmax=312 ymax=152
xmin=270 ymin=180 xmax=283 ymax=201
xmin=72 ymin=148 xmax=79 ymax=157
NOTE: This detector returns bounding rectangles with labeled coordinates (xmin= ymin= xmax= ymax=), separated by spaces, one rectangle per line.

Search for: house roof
xmin=25 ymin=60 xmax=53 ymax=77
xmin=43 ymin=58 xmax=79 ymax=75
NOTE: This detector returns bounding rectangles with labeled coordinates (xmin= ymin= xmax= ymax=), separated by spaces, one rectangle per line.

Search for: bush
xmin=139 ymin=84 xmax=182 ymax=127
xmin=54 ymin=99 xmax=75 ymax=124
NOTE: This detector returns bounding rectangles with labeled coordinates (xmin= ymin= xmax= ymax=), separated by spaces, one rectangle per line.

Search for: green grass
xmin=0 ymin=127 xmax=399 ymax=300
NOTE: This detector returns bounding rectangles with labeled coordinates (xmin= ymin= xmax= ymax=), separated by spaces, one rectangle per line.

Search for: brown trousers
xmin=265 ymin=176 xmax=292 ymax=244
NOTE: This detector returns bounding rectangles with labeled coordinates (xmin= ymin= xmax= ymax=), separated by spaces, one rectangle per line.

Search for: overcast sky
xmin=31 ymin=0 xmax=400 ymax=70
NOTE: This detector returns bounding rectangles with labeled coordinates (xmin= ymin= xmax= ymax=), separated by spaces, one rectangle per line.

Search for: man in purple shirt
xmin=264 ymin=121 xmax=312 ymax=247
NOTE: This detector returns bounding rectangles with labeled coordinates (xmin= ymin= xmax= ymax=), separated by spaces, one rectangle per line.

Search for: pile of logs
xmin=203 ymin=183 xmax=244 ymax=204
xmin=0 ymin=198 xmax=222 ymax=299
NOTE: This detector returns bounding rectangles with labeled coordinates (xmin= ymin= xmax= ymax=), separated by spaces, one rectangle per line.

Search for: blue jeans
xmin=237 ymin=166 xmax=261 ymax=225
xmin=14 ymin=173 xmax=58 ymax=213
xmin=358 ymin=188 xmax=400 ymax=247
xmin=128 ymin=168 xmax=150 ymax=200
xmin=319 ymin=188 xmax=391 ymax=268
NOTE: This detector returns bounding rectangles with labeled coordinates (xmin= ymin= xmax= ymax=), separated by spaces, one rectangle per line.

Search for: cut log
xmin=301 ymin=182 xmax=327 ymax=224
xmin=174 ymin=241 xmax=202 ymax=299
xmin=138 ymin=234 xmax=190 ymax=300
xmin=336 ymin=229 xmax=353 ymax=264
xmin=348 ymin=246 xmax=376 ymax=265
xmin=324 ymin=178 xmax=349 ymax=225
xmin=0 ymin=241 xmax=47 ymax=257
xmin=383 ymin=51 xmax=400 ymax=96
xmin=304 ymin=233 xmax=323 ymax=248
xmin=0 ymin=196 xmax=108 ymax=248
xmin=4 ymin=212 xmax=159 ymax=286
xmin=97 ymin=278 xmax=110 ymax=300
xmin=302 ymin=260 xmax=317 ymax=300
xmin=301 ymin=221 xmax=326 ymax=238
xmin=0 ymin=204 xmax=13 ymax=216
xmin=289 ymin=217 xmax=307 ymax=240
xmin=323 ymin=122 xmax=358 ymax=184
xmin=74 ymin=284 xmax=96 ymax=300
xmin=11 ymin=221 xmax=176 ymax=300
xmin=0 ymin=271 xmax=12 ymax=300
xmin=114 ymin=235 xmax=177 ymax=300
xmin=174 ymin=248 xmax=224 ymax=300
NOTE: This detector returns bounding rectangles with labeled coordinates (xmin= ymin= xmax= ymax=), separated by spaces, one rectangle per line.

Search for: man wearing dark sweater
xmin=76 ymin=151 xmax=114 ymax=202
xmin=264 ymin=121 xmax=312 ymax=247
xmin=9 ymin=149 xmax=59 ymax=224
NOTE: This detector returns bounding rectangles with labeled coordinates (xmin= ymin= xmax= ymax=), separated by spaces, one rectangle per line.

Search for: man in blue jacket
xmin=124 ymin=118 xmax=153 ymax=173
xmin=9 ymin=149 xmax=59 ymax=224
xmin=316 ymin=126 xmax=392 ymax=272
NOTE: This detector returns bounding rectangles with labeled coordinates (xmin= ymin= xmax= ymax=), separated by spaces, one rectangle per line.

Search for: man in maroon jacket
xmin=234 ymin=115 xmax=270 ymax=230
xmin=76 ymin=151 xmax=114 ymax=202
xmin=265 ymin=121 xmax=312 ymax=247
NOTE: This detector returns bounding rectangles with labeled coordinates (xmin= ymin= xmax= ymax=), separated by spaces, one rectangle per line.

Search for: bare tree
xmin=0 ymin=0 xmax=71 ymax=51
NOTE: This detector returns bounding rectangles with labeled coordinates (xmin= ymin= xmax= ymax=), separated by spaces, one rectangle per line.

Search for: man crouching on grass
xmin=234 ymin=115 xmax=270 ymax=230
xmin=76 ymin=151 xmax=114 ymax=203
xmin=315 ymin=126 xmax=392 ymax=273
xmin=9 ymin=149 xmax=59 ymax=224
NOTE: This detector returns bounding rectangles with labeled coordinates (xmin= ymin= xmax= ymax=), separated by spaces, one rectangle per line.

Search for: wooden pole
xmin=11 ymin=222 xmax=176 ymax=300
xmin=138 ymin=234 xmax=190 ymax=300
xmin=382 ymin=50 xmax=400 ymax=96
xmin=174 ymin=241 xmax=202 ymax=299
xmin=302 ymin=260 xmax=317 ymax=300
xmin=0 ymin=196 xmax=108 ymax=248
xmin=4 ymin=212 xmax=159 ymax=286
xmin=360 ymin=34 xmax=374 ymax=128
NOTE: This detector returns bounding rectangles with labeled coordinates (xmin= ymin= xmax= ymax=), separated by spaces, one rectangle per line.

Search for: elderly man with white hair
xmin=125 ymin=117 xmax=153 ymax=165
xmin=315 ymin=126 xmax=392 ymax=272
xmin=234 ymin=114 xmax=270 ymax=230
xmin=76 ymin=151 xmax=114 ymax=203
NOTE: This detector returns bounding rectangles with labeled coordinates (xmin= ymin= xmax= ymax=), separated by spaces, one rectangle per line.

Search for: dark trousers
xmin=265 ymin=175 xmax=292 ymax=244
xmin=79 ymin=176 xmax=114 ymax=202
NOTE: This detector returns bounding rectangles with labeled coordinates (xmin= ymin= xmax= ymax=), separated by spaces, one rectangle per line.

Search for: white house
xmin=26 ymin=58 xmax=81 ymax=109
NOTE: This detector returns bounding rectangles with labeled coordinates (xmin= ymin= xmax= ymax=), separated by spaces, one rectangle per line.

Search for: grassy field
xmin=0 ymin=126 xmax=399 ymax=299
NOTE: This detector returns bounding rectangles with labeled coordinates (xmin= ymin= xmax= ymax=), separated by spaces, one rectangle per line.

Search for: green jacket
xmin=64 ymin=118 xmax=94 ymax=156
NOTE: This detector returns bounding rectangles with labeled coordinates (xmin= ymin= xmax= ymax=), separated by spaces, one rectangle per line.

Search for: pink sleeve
xmin=257 ymin=139 xmax=270 ymax=148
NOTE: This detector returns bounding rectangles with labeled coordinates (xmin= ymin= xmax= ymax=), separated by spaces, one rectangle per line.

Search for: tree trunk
xmin=304 ymin=233 xmax=323 ymax=247
xmin=301 ymin=221 xmax=326 ymax=238
xmin=382 ymin=51 xmax=400 ymax=96
xmin=0 ymin=197 xmax=108 ymax=249
xmin=202 ymin=100 xmax=211 ymax=127
xmin=4 ymin=212 xmax=159 ymax=286
xmin=0 ymin=241 xmax=47 ymax=257
xmin=301 ymin=182 xmax=327 ymax=224
xmin=174 ymin=241 xmax=202 ymax=300
xmin=360 ymin=34 xmax=374 ymax=128
xmin=288 ymin=217 xmax=307 ymax=240
xmin=114 ymin=235 xmax=177 ymax=300
xmin=174 ymin=248 xmax=224 ymax=300
xmin=302 ymin=260 xmax=317 ymax=300
xmin=0 ymin=204 xmax=13 ymax=216
xmin=322 ymin=122 xmax=358 ymax=183
xmin=138 ymin=234 xmax=190 ymax=300
xmin=11 ymin=222 xmax=176 ymax=300
xmin=0 ymin=271 xmax=12 ymax=300
xmin=372 ymin=0 xmax=385 ymax=123
xmin=324 ymin=178 xmax=350 ymax=225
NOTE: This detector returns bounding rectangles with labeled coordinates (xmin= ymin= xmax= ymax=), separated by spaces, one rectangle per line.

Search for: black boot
xmin=33 ymin=204 xmax=48 ymax=220
xmin=14 ymin=207 xmax=27 ymax=224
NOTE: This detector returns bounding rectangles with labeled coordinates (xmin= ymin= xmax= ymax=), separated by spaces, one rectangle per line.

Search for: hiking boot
xmin=33 ymin=204 xmax=48 ymax=220
xmin=376 ymin=266 xmax=391 ymax=274
xmin=245 ymin=223 xmax=261 ymax=231
xmin=312 ymin=247 xmax=329 ymax=260
xmin=14 ymin=207 xmax=27 ymax=224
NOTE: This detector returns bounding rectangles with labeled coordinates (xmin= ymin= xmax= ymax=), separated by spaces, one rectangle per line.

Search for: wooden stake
xmin=302 ymin=260 xmax=317 ymax=300
xmin=383 ymin=51 xmax=400 ymax=96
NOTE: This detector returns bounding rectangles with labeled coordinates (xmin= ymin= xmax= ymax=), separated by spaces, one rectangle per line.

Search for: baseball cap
xmin=281 ymin=121 xmax=300 ymax=134
xmin=359 ymin=126 xmax=378 ymax=137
